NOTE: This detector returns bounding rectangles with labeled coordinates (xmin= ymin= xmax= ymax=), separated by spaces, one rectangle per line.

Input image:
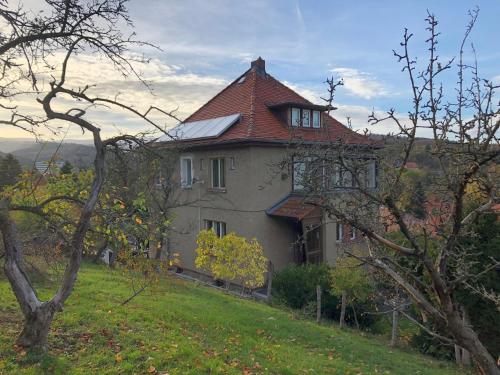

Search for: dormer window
xmin=290 ymin=107 xmax=321 ymax=128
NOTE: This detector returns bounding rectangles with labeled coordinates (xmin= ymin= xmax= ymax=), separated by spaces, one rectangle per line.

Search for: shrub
xmin=272 ymin=263 xmax=377 ymax=329
xmin=195 ymin=230 xmax=268 ymax=289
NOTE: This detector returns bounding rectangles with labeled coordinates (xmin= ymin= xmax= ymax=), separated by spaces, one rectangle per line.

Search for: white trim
xmin=336 ymin=222 xmax=343 ymax=242
xmin=180 ymin=156 xmax=194 ymax=187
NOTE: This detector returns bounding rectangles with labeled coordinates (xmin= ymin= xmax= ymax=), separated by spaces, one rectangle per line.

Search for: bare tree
xmin=289 ymin=9 xmax=499 ymax=374
xmin=0 ymin=0 xmax=178 ymax=349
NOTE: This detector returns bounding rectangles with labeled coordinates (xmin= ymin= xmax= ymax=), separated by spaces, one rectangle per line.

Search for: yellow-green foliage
xmin=330 ymin=256 xmax=372 ymax=303
xmin=195 ymin=230 xmax=268 ymax=289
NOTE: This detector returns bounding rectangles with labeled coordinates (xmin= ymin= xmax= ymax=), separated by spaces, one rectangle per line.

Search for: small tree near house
xmin=195 ymin=229 xmax=268 ymax=291
xmin=330 ymin=256 xmax=372 ymax=329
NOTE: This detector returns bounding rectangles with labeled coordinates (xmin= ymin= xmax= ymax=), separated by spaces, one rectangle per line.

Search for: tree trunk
xmin=17 ymin=303 xmax=56 ymax=349
xmin=352 ymin=304 xmax=360 ymax=330
xmin=455 ymin=344 xmax=462 ymax=365
xmin=448 ymin=312 xmax=500 ymax=375
xmin=339 ymin=290 xmax=347 ymax=328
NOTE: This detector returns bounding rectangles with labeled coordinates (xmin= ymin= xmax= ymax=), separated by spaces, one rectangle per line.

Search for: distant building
xmin=34 ymin=160 xmax=65 ymax=175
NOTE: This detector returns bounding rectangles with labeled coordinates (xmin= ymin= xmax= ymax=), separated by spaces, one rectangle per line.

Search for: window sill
xmin=207 ymin=187 xmax=227 ymax=193
xmin=180 ymin=185 xmax=193 ymax=190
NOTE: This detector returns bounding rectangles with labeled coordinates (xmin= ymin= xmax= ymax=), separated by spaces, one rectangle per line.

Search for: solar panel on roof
xmin=158 ymin=113 xmax=241 ymax=141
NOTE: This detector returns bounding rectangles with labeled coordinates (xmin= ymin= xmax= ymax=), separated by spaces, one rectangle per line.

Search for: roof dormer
xmin=267 ymin=102 xmax=327 ymax=129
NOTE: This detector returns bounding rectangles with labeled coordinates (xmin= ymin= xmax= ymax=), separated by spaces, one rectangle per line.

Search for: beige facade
xmin=167 ymin=144 xmax=349 ymax=275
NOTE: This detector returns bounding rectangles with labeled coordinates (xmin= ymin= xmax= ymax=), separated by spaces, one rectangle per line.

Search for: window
xmin=350 ymin=226 xmax=356 ymax=240
xmin=200 ymin=158 xmax=204 ymax=171
xmin=302 ymin=109 xmax=311 ymax=127
xmin=291 ymin=107 xmax=301 ymax=127
xmin=312 ymin=110 xmax=321 ymax=128
xmin=180 ymin=157 xmax=193 ymax=187
xmin=211 ymin=158 xmax=225 ymax=188
xmin=365 ymin=160 xmax=377 ymax=188
xmin=336 ymin=222 xmax=343 ymax=242
xmin=293 ymin=157 xmax=324 ymax=192
xmin=229 ymin=156 xmax=236 ymax=170
xmin=291 ymin=108 xmax=322 ymax=128
xmin=293 ymin=160 xmax=306 ymax=191
xmin=205 ymin=220 xmax=226 ymax=238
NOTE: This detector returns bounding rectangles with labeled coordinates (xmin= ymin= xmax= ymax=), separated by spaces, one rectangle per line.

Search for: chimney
xmin=251 ymin=57 xmax=266 ymax=76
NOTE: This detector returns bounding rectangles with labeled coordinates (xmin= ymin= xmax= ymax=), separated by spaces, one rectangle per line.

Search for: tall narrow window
xmin=312 ymin=111 xmax=321 ymax=128
xmin=180 ymin=157 xmax=193 ymax=187
xmin=336 ymin=222 xmax=343 ymax=242
xmin=350 ymin=226 xmax=356 ymax=240
xmin=302 ymin=109 xmax=311 ymax=127
xmin=331 ymin=163 xmax=342 ymax=188
xmin=200 ymin=158 xmax=204 ymax=171
xmin=293 ymin=160 xmax=306 ymax=191
xmin=229 ymin=156 xmax=236 ymax=170
xmin=211 ymin=158 xmax=225 ymax=188
xmin=291 ymin=107 xmax=301 ymax=127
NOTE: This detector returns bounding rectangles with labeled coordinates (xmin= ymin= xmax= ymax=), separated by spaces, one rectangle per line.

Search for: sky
xmin=1 ymin=0 xmax=499 ymax=140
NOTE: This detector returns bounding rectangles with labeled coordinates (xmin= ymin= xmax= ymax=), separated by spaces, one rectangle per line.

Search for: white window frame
xmin=180 ymin=156 xmax=193 ymax=188
xmin=205 ymin=219 xmax=226 ymax=238
xmin=302 ymin=109 xmax=311 ymax=127
xmin=211 ymin=158 xmax=225 ymax=188
xmin=291 ymin=107 xmax=301 ymax=127
xmin=312 ymin=110 xmax=321 ymax=128
xmin=350 ymin=226 xmax=356 ymax=240
xmin=336 ymin=222 xmax=343 ymax=242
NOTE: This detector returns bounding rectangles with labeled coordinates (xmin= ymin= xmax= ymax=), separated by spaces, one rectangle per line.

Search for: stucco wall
xmin=168 ymin=145 xmax=298 ymax=272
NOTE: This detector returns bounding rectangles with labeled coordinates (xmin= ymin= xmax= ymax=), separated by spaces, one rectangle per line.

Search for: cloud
xmin=330 ymin=67 xmax=390 ymax=99
xmin=0 ymin=52 xmax=228 ymax=140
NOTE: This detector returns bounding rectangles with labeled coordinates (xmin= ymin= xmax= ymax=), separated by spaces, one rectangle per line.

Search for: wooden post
xmin=339 ymin=290 xmax=347 ymax=328
xmin=316 ymin=285 xmax=321 ymax=323
xmin=266 ymin=261 xmax=274 ymax=303
xmin=390 ymin=309 xmax=399 ymax=347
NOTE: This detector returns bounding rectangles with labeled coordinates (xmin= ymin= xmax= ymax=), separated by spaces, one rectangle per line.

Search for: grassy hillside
xmin=0 ymin=265 xmax=464 ymax=374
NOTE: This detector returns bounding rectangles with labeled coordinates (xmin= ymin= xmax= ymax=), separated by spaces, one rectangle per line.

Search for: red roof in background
xmin=171 ymin=58 xmax=373 ymax=147
xmin=266 ymin=194 xmax=322 ymax=220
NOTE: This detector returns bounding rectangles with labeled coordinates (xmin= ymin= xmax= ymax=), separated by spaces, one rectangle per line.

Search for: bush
xmin=272 ymin=263 xmax=332 ymax=309
xmin=272 ymin=263 xmax=377 ymax=329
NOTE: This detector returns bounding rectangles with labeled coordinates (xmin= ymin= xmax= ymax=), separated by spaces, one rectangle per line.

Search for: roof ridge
xmin=246 ymin=70 xmax=258 ymax=137
xmin=183 ymin=68 xmax=251 ymax=123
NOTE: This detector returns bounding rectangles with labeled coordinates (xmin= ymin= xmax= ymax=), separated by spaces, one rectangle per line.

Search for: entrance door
xmin=305 ymin=224 xmax=322 ymax=264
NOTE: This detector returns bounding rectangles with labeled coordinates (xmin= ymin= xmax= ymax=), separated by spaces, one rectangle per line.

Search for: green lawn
xmin=0 ymin=264 xmax=464 ymax=374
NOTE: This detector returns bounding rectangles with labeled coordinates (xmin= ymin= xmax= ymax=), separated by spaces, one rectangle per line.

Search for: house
xmin=158 ymin=58 xmax=376 ymax=277
xmin=34 ymin=160 xmax=65 ymax=175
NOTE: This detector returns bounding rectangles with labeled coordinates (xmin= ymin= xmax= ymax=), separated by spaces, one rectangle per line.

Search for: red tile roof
xmin=170 ymin=58 xmax=373 ymax=147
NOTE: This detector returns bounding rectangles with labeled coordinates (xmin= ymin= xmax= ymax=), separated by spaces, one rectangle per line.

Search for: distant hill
xmin=11 ymin=143 xmax=95 ymax=170
xmin=0 ymin=138 xmax=94 ymax=170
